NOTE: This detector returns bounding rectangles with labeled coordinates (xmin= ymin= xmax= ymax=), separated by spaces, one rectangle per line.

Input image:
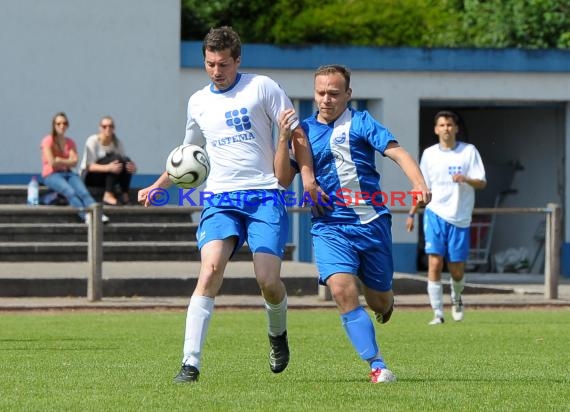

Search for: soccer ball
xmin=166 ymin=144 xmax=210 ymax=189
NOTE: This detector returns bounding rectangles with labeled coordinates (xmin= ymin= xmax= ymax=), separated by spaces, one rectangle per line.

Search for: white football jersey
xmin=183 ymin=73 xmax=297 ymax=194
xmin=421 ymin=141 xmax=486 ymax=228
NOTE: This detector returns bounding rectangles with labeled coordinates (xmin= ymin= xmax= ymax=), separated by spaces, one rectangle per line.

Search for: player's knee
xmin=257 ymin=274 xmax=283 ymax=294
xmin=330 ymin=287 xmax=349 ymax=303
xmin=331 ymin=289 xmax=361 ymax=312
xmin=196 ymin=264 xmax=225 ymax=290
xmin=201 ymin=262 xmax=225 ymax=278
xmin=329 ymin=277 xmax=359 ymax=297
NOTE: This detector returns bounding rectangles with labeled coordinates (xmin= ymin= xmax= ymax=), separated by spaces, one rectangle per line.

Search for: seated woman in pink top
xmin=40 ymin=112 xmax=109 ymax=223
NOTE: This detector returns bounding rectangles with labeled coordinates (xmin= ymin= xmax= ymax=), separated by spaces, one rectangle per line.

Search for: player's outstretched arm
xmin=291 ymin=127 xmax=316 ymax=194
xmin=291 ymin=127 xmax=331 ymax=215
xmin=137 ymin=171 xmax=172 ymax=207
xmin=274 ymin=109 xmax=297 ymax=188
xmin=290 ymin=126 xmax=330 ymax=207
xmin=384 ymin=143 xmax=431 ymax=209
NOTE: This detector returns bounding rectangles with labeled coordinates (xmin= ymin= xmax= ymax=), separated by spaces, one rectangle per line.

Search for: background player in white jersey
xmin=276 ymin=65 xmax=430 ymax=383
xmin=138 ymin=27 xmax=320 ymax=383
xmin=407 ymin=111 xmax=486 ymax=325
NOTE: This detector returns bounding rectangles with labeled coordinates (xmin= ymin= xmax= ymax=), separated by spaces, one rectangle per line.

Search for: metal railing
xmin=392 ymin=203 xmax=562 ymax=299
xmin=85 ymin=204 xmax=203 ymax=301
xmin=0 ymin=203 xmax=563 ymax=301
xmin=470 ymin=203 xmax=562 ymax=299
xmin=282 ymin=204 xmax=563 ymax=300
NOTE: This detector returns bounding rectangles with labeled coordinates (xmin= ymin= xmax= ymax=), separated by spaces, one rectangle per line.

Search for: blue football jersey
xmin=301 ymin=107 xmax=397 ymax=224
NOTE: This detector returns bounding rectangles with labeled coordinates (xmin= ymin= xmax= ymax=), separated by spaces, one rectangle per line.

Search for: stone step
xmin=0 ymin=260 xmax=511 ymax=297
xmin=0 ymin=275 xmax=317 ymax=298
xmin=0 ymin=222 xmax=198 ymax=242
xmin=0 ymin=184 xmax=140 ymax=205
xmin=0 ymin=241 xmax=296 ymax=262
xmin=0 ymin=185 xmax=49 ymax=205
xmin=0 ymin=261 xmax=318 ymax=298
xmin=0 ymin=205 xmax=196 ymax=224
xmin=0 ymin=200 xmax=297 ymax=263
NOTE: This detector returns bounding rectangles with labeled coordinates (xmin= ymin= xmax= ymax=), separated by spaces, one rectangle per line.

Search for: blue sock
xmin=370 ymin=358 xmax=387 ymax=370
xmin=341 ymin=306 xmax=379 ymax=362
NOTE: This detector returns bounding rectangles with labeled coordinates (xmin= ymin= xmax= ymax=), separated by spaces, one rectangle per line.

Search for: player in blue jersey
xmin=406 ymin=111 xmax=486 ymax=325
xmin=276 ymin=64 xmax=430 ymax=383
xmin=138 ymin=27 xmax=321 ymax=383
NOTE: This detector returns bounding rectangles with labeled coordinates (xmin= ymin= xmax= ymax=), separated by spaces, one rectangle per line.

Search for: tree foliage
xmin=448 ymin=0 xmax=570 ymax=48
xmin=268 ymin=0 xmax=459 ymax=47
xmin=181 ymin=0 xmax=279 ymax=43
xmin=181 ymin=0 xmax=570 ymax=49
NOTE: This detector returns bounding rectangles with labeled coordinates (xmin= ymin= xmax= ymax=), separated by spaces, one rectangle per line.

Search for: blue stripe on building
xmin=182 ymin=42 xmax=570 ymax=73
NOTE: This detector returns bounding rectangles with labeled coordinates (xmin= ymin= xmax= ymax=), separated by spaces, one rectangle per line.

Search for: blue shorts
xmin=311 ymin=214 xmax=393 ymax=292
xmin=423 ymin=208 xmax=470 ymax=262
xmin=197 ymin=190 xmax=288 ymax=258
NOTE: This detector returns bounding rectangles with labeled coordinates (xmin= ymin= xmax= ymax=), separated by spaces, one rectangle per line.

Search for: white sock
xmin=182 ymin=295 xmax=215 ymax=369
xmin=451 ymin=277 xmax=465 ymax=304
xmin=265 ymin=295 xmax=287 ymax=337
xmin=427 ymin=281 xmax=444 ymax=319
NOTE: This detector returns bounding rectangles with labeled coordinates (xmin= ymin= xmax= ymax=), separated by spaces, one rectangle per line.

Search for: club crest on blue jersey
xmin=333 ymin=132 xmax=347 ymax=145
xmin=225 ymin=108 xmax=251 ymax=132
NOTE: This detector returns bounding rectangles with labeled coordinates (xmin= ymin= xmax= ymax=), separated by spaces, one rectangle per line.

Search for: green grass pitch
xmin=1 ymin=308 xmax=569 ymax=411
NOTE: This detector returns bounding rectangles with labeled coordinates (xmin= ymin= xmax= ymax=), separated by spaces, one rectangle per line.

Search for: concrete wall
xmin=2 ymin=1 xmax=569 ymax=274
xmin=0 ymin=0 xmax=181 ymax=177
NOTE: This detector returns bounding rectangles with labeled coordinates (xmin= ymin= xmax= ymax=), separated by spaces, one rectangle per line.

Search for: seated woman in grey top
xmin=80 ymin=116 xmax=137 ymax=205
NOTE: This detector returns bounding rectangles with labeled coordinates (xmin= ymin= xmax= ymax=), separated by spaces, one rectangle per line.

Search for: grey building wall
xmin=2 ymin=1 xmax=569 ymax=273
xmin=0 ymin=0 xmax=181 ymax=176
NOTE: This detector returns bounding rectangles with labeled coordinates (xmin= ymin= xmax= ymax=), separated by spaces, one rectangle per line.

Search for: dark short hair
xmin=434 ymin=110 xmax=459 ymax=125
xmin=314 ymin=64 xmax=351 ymax=90
xmin=202 ymin=26 xmax=241 ymax=60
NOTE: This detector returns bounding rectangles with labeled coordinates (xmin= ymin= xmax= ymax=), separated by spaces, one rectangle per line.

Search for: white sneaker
xmin=452 ymin=300 xmax=464 ymax=322
xmin=369 ymin=368 xmax=397 ymax=383
xmin=428 ymin=317 xmax=444 ymax=325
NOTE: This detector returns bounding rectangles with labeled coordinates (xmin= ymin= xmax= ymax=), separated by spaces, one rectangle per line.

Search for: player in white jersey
xmin=407 ymin=111 xmax=486 ymax=325
xmin=276 ymin=65 xmax=430 ymax=383
xmin=138 ymin=27 xmax=320 ymax=383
